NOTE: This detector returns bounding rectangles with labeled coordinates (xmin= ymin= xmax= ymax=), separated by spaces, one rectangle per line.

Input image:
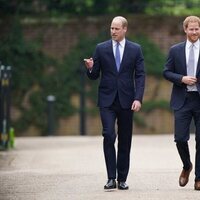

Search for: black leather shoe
xmin=104 ymin=179 xmax=116 ymax=189
xmin=118 ymin=182 xmax=129 ymax=190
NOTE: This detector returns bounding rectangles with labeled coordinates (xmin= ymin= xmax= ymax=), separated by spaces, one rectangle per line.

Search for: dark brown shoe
xmin=179 ymin=163 xmax=193 ymax=187
xmin=194 ymin=181 xmax=200 ymax=190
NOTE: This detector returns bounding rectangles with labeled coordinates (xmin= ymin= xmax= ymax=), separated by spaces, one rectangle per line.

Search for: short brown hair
xmin=183 ymin=16 xmax=200 ymax=29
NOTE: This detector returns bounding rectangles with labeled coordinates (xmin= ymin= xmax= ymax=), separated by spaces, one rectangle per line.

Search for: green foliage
xmin=142 ymin=100 xmax=170 ymax=113
xmin=0 ymin=20 xmax=50 ymax=133
xmin=145 ymin=0 xmax=200 ymax=16
xmin=131 ymin=35 xmax=165 ymax=77
xmin=61 ymin=32 xmax=108 ymax=106
xmin=134 ymin=100 xmax=171 ymax=128
xmin=134 ymin=114 xmax=147 ymax=127
xmin=0 ymin=19 xmax=170 ymax=135
xmin=0 ymin=19 xmax=78 ymax=134
xmin=0 ymin=0 xmax=199 ymax=17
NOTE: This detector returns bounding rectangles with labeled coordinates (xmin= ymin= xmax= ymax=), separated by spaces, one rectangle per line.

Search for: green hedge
xmin=0 ymin=20 xmax=168 ymax=135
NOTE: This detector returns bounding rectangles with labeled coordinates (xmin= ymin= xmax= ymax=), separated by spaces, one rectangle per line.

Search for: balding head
xmin=112 ymin=16 xmax=128 ymax=28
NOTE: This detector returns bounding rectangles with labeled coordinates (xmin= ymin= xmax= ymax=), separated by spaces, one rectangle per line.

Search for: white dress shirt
xmin=185 ymin=39 xmax=200 ymax=91
xmin=185 ymin=39 xmax=200 ymax=76
xmin=112 ymin=38 xmax=125 ymax=63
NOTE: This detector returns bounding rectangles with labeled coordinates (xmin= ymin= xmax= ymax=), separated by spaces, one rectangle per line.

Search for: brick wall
xmin=14 ymin=15 xmax=188 ymax=135
xmin=23 ymin=15 xmax=186 ymax=57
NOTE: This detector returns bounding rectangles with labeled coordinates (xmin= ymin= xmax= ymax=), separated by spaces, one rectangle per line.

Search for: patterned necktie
xmin=187 ymin=44 xmax=194 ymax=76
xmin=115 ymin=42 xmax=120 ymax=71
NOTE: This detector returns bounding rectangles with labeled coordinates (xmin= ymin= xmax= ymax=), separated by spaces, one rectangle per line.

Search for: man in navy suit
xmin=84 ymin=16 xmax=145 ymax=190
xmin=163 ymin=16 xmax=200 ymax=190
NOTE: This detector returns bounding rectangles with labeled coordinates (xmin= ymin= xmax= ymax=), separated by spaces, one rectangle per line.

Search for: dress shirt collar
xmin=112 ymin=38 xmax=126 ymax=48
xmin=186 ymin=39 xmax=199 ymax=50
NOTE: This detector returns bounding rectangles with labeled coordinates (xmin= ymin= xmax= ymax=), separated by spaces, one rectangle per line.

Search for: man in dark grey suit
xmin=84 ymin=16 xmax=145 ymax=190
xmin=163 ymin=16 xmax=200 ymax=190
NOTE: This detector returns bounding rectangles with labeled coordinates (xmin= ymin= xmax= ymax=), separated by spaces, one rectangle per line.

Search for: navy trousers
xmin=174 ymin=92 xmax=200 ymax=181
xmin=100 ymin=96 xmax=133 ymax=182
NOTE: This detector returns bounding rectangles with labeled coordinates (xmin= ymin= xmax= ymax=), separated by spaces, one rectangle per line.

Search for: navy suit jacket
xmin=163 ymin=41 xmax=200 ymax=110
xmin=87 ymin=39 xmax=145 ymax=109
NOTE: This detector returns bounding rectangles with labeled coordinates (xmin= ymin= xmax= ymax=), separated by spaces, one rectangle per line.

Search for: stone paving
xmin=0 ymin=134 xmax=199 ymax=200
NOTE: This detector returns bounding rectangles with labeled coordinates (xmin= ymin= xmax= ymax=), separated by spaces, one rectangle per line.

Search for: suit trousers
xmin=174 ymin=92 xmax=200 ymax=181
xmin=99 ymin=95 xmax=133 ymax=182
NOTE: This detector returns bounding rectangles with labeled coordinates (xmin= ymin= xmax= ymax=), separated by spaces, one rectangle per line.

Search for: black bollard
xmin=80 ymin=65 xmax=86 ymax=136
xmin=46 ymin=95 xmax=56 ymax=136
xmin=0 ymin=65 xmax=12 ymax=149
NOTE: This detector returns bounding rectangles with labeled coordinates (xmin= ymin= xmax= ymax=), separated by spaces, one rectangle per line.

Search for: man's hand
xmin=84 ymin=58 xmax=94 ymax=70
xmin=182 ymin=76 xmax=197 ymax=85
xmin=131 ymin=100 xmax=141 ymax=112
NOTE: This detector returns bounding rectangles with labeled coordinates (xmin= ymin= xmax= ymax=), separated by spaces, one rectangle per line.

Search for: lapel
xmin=180 ymin=42 xmax=187 ymax=75
xmin=196 ymin=41 xmax=200 ymax=93
xmin=196 ymin=55 xmax=200 ymax=75
xmin=118 ymin=40 xmax=128 ymax=73
xmin=106 ymin=40 xmax=118 ymax=73
xmin=106 ymin=40 xmax=123 ymax=73
xmin=196 ymin=40 xmax=200 ymax=76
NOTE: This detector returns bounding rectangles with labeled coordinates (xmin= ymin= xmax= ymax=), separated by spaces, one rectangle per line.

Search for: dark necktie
xmin=115 ymin=42 xmax=120 ymax=71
